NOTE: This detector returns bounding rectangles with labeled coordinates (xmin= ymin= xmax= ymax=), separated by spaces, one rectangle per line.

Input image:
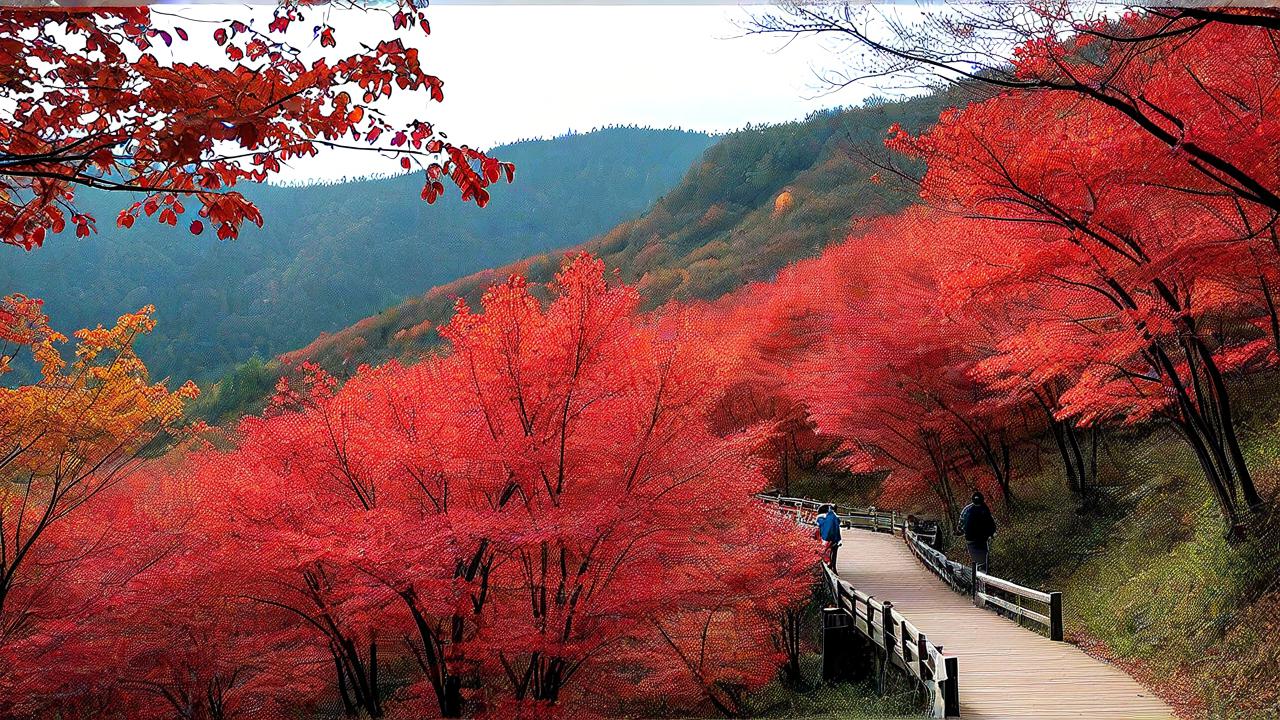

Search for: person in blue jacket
xmin=815 ymin=505 xmax=842 ymax=570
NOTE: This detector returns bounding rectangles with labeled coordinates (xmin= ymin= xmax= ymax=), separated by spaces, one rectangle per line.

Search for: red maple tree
xmin=1 ymin=5 xmax=512 ymax=249
xmin=885 ymin=61 xmax=1270 ymax=532
xmin=155 ymin=255 xmax=815 ymax=718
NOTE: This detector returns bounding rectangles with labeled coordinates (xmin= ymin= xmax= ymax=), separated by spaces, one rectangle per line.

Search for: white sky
xmin=170 ymin=4 xmax=884 ymax=181
xmin=418 ymin=5 xmax=869 ymax=140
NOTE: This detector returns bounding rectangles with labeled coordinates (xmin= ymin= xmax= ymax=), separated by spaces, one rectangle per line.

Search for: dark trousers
xmin=966 ymin=539 xmax=990 ymax=574
xmin=827 ymin=540 xmax=839 ymax=570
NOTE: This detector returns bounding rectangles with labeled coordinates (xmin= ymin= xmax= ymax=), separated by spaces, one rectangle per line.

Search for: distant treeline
xmin=0 ymin=127 xmax=715 ymax=387
xmin=191 ymin=90 xmax=953 ymax=423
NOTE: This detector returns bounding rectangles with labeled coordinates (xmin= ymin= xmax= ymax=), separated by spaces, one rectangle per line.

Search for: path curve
xmin=838 ymin=531 xmax=1176 ymax=719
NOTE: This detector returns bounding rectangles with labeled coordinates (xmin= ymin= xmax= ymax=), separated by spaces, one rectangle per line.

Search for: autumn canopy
xmin=0 ymin=3 xmax=512 ymax=250
xmin=4 ymin=4 xmax=1280 ymax=719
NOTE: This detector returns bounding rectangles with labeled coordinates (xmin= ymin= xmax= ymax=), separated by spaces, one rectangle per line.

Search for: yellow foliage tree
xmin=772 ymin=189 xmax=794 ymax=217
xmin=0 ymin=295 xmax=197 ymax=634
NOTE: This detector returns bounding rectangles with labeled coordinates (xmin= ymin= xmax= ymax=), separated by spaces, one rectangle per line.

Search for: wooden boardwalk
xmin=838 ymin=531 xmax=1176 ymax=719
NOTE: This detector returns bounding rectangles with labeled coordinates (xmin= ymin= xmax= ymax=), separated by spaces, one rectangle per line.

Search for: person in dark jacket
xmin=959 ymin=491 xmax=996 ymax=573
xmin=815 ymin=505 xmax=842 ymax=570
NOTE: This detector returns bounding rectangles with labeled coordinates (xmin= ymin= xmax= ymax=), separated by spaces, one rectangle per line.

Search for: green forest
xmin=193 ymin=92 xmax=956 ymax=422
xmin=0 ymin=127 xmax=714 ymax=384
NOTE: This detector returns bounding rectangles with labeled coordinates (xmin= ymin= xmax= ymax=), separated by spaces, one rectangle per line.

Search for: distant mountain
xmin=190 ymin=91 xmax=960 ymax=423
xmin=0 ymin=127 xmax=716 ymax=383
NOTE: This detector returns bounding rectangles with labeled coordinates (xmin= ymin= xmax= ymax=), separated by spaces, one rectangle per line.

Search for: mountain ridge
xmin=192 ymin=90 xmax=960 ymax=422
xmin=1 ymin=126 xmax=715 ymax=383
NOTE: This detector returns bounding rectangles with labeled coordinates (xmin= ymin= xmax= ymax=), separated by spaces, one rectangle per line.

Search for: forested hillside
xmin=0 ymin=127 xmax=713 ymax=383
xmin=10 ymin=7 xmax=1280 ymax=719
xmin=196 ymin=91 xmax=957 ymax=421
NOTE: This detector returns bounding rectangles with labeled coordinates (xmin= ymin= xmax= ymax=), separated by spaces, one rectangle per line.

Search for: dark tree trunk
xmin=1260 ymin=274 xmax=1280 ymax=358
xmin=775 ymin=607 xmax=804 ymax=689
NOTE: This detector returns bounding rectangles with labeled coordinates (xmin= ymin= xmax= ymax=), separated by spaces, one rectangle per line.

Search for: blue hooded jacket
xmin=817 ymin=510 xmax=842 ymax=542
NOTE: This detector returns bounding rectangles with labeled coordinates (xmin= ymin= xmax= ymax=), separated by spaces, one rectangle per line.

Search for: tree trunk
xmin=776 ymin=607 xmax=804 ymax=689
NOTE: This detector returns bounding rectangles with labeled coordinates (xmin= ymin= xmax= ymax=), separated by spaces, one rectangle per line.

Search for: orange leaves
xmin=772 ymin=189 xmax=794 ymax=217
xmin=0 ymin=299 xmax=195 ymax=704
xmin=0 ymin=294 xmax=51 ymax=350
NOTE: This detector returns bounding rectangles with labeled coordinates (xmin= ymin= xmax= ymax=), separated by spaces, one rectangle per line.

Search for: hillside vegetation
xmin=980 ymin=389 xmax=1280 ymax=719
xmin=1 ymin=127 xmax=714 ymax=384
xmin=193 ymin=91 xmax=957 ymax=422
xmin=9 ymin=7 xmax=1280 ymax=719
xmin=784 ymin=405 xmax=1280 ymax=720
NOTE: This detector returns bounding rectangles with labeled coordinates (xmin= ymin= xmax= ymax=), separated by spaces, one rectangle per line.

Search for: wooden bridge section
xmin=765 ymin=496 xmax=1176 ymax=719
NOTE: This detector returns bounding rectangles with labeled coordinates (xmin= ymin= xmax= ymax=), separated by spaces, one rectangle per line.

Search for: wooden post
xmin=943 ymin=656 xmax=960 ymax=717
xmin=881 ymin=601 xmax=894 ymax=669
xmin=879 ymin=600 xmax=893 ymax=693
xmin=900 ymin=620 xmax=910 ymax=671
xmin=822 ymin=607 xmax=874 ymax=682
xmin=1049 ymin=591 xmax=1064 ymax=641
xmin=917 ymin=633 xmax=929 ymax=680
xmin=821 ymin=607 xmax=849 ymax=682
xmin=865 ymin=598 xmax=876 ymax=645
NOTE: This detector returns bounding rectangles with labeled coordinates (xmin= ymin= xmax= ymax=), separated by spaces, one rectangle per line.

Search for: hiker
xmin=959 ymin=491 xmax=997 ymax=574
xmin=814 ymin=504 xmax=842 ymax=570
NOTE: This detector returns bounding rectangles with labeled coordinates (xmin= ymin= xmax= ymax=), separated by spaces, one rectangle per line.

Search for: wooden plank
xmin=835 ymin=530 xmax=1176 ymax=720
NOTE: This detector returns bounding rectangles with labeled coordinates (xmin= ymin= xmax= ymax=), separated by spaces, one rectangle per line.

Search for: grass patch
xmin=748 ymin=654 xmax=924 ymax=720
xmin=981 ymin=420 xmax=1280 ymax=719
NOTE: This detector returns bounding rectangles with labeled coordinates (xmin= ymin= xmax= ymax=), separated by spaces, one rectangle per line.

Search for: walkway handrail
xmin=822 ymin=564 xmax=959 ymax=718
xmin=756 ymin=493 xmax=906 ymax=534
xmin=976 ymin=571 xmax=1065 ymax=641
xmin=759 ymin=492 xmax=1067 ymax=642
xmin=904 ymin=527 xmax=973 ymax=593
xmin=905 ymin=526 xmax=1065 ymax=642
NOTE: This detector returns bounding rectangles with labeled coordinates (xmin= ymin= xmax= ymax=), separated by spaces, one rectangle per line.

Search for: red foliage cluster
xmin=717 ymin=15 xmax=1280 ymax=534
xmin=0 ymin=256 xmax=813 ymax=719
xmin=0 ymin=6 xmax=513 ymax=249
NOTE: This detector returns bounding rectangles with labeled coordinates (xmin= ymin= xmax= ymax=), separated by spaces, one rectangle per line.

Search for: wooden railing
xmin=822 ymin=564 xmax=959 ymax=718
xmin=976 ymin=571 xmax=1064 ymax=641
xmin=757 ymin=493 xmax=906 ymax=534
xmin=904 ymin=527 xmax=1065 ymax=642
xmin=904 ymin=527 xmax=974 ymax=594
xmin=760 ymin=493 xmax=1066 ymax=643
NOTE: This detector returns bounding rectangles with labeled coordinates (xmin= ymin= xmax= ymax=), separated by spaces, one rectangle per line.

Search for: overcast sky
xmin=221 ymin=4 xmax=885 ymax=181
